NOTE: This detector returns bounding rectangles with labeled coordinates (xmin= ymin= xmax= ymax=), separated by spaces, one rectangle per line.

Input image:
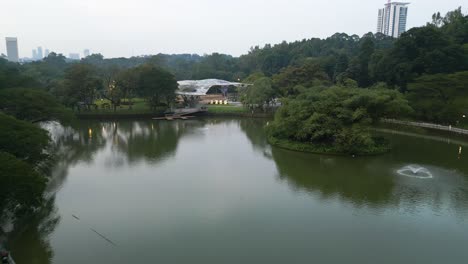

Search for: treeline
xmin=245 ymin=8 xmax=468 ymax=123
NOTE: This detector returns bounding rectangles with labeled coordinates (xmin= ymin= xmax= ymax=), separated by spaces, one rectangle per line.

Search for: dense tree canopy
xmin=267 ymin=86 xmax=412 ymax=155
xmin=0 ymin=152 xmax=47 ymax=217
xmin=407 ymin=71 xmax=468 ymax=123
xmin=240 ymin=77 xmax=275 ymax=111
xmin=136 ymin=64 xmax=178 ymax=110
xmin=62 ymin=63 xmax=103 ymax=109
xmin=0 ymin=113 xmax=50 ymax=166
xmin=0 ymin=88 xmax=74 ymax=123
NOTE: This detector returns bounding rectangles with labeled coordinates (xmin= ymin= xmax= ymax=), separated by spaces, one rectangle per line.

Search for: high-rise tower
xmin=37 ymin=46 xmax=43 ymax=59
xmin=5 ymin=37 xmax=19 ymax=62
xmin=377 ymin=2 xmax=409 ymax=38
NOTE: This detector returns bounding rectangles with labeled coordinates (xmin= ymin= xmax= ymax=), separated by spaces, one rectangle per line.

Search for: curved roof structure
xmin=177 ymin=79 xmax=247 ymax=96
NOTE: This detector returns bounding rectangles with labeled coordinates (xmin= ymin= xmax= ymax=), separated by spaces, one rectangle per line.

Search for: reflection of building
xmin=5 ymin=37 xmax=19 ymax=62
xmin=377 ymin=2 xmax=410 ymax=38
xmin=83 ymin=49 xmax=90 ymax=57
xmin=69 ymin=53 xmax=80 ymax=60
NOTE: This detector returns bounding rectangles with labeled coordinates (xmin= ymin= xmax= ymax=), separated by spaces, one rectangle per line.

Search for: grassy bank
xmin=267 ymin=136 xmax=390 ymax=156
xmin=75 ymin=99 xmax=276 ymax=119
xmin=206 ymin=105 xmax=249 ymax=114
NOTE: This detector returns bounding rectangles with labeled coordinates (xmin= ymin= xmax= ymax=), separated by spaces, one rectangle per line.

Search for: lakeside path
xmin=383 ymin=119 xmax=468 ymax=136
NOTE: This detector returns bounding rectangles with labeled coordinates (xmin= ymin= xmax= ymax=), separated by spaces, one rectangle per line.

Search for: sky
xmin=1 ymin=0 xmax=466 ymax=58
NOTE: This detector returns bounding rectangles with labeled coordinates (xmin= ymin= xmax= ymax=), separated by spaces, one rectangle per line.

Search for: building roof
xmin=177 ymin=79 xmax=248 ymax=96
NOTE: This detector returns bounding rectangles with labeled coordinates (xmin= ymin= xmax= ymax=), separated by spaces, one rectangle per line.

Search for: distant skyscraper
xmin=45 ymin=49 xmax=50 ymax=57
xmin=377 ymin=2 xmax=409 ymax=38
xmin=5 ymin=37 xmax=19 ymax=62
xmin=83 ymin=49 xmax=90 ymax=57
xmin=69 ymin=53 xmax=80 ymax=60
xmin=37 ymin=46 xmax=43 ymax=59
xmin=32 ymin=49 xmax=38 ymax=60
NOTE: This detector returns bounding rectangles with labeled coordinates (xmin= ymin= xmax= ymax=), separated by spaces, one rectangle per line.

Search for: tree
xmin=0 ymin=58 xmax=37 ymax=89
xmin=100 ymin=65 xmax=123 ymax=111
xmin=136 ymin=64 xmax=178 ymax=111
xmin=115 ymin=67 xmax=140 ymax=108
xmin=0 ymin=88 xmax=74 ymax=124
xmin=407 ymin=71 xmax=468 ymax=123
xmin=0 ymin=152 xmax=47 ymax=219
xmin=356 ymin=36 xmax=375 ymax=87
xmin=272 ymin=60 xmax=330 ymax=96
xmin=267 ymin=86 xmax=411 ymax=154
xmin=63 ymin=63 xmax=102 ymax=110
xmin=0 ymin=113 xmax=51 ymax=166
xmin=240 ymin=77 xmax=276 ymax=111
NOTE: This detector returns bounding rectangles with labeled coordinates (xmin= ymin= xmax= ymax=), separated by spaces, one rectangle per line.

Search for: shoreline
xmin=76 ymin=111 xmax=274 ymax=120
xmin=267 ymin=135 xmax=391 ymax=156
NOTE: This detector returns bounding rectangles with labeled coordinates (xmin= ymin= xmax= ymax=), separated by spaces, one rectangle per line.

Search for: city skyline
xmin=1 ymin=0 xmax=466 ymax=58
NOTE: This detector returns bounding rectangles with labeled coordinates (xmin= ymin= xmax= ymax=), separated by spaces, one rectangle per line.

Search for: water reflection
xmin=240 ymin=119 xmax=468 ymax=213
xmin=10 ymin=119 xmax=468 ymax=263
xmin=8 ymin=197 xmax=59 ymax=264
xmin=44 ymin=120 xmax=208 ymax=184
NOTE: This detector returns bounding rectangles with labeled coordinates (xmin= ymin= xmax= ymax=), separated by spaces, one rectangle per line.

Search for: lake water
xmin=8 ymin=119 xmax=468 ymax=264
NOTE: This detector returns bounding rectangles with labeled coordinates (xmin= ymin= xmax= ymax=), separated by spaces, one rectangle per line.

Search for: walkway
xmin=383 ymin=119 xmax=468 ymax=135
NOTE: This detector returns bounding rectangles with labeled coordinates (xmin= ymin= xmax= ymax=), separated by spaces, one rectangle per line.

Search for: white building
xmin=377 ymin=2 xmax=409 ymax=38
xmin=83 ymin=49 xmax=90 ymax=57
xmin=5 ymin=37 xmax=19 ymax=62
xmin=37 ymin=46 xmax=43 ymax=59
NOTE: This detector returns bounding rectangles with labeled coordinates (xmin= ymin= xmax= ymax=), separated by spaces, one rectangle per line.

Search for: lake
xmin=9 ymin=118 xmax=468 ymax=264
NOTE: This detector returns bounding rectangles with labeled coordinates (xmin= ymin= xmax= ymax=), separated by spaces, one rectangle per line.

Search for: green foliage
xmin=240 ymin=77 xmax=276 ymax=111
xmin=242 ymin=72 xmax=265 ymax=84
xmin=371 ymin=10 xmax=468 ymax=88
xmin=99 ymin=65 xmax=124 ymax=111
xmin=22 ymin=53 xmax=68 ymax=91
xmin=115 ymin=67 xmax=140 ymax=105
xmin=0 ymin=58 xmax=37 ymax=89
xmin=0 ymin=152 xmax=46 ymax=218
xmin=63 ymin=63 xmax=103 ymax=108
xmin=0 ymin=113 xmax=51 ymax=166
xmin=136 ymin=64 xmax=178 ymax=110
xmin=267 ymin=86 xmax=411 ymax=155
xmin=206 ymin=105 xmax=249 ymax=114
xmin=407 ymin=71 xmax=468 ymax=123
xmin=272 ymin=60 xmax=331 ymax=96
xmin=0 ymin=88 xmax=74 ymax=124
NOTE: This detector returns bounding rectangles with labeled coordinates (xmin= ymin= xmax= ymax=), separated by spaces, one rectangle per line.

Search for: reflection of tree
xmin=110 ymin=120 xmax=205 ymax=164
xmin=8 ymin=196 xmax=60 ymax=264
xmin=43 ymin=121 xmax=107 ymax=193
xmin=45 ymin=120 xmax=207 ymax=189
xmin=238 ymin=118 xmax=395 ymax=205
xmin=271 ymin=147 xmax=395 ymax=206
xmin=238 ymin=118 xmax=270 ymax=152
xmin=239 ymin=119 xmax=468 ymax=211
xmin=7 ymin=120 xmax=206 ymax=263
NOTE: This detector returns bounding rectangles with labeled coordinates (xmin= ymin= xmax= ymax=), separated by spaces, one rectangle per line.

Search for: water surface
xmin=9 ymin=119 xmax=468 ymax=264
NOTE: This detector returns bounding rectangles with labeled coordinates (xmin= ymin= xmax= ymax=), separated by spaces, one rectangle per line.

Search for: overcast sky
xmin=1 ymin=0 xmax=466 ymax=58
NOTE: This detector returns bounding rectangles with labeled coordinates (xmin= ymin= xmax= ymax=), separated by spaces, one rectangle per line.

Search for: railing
xmin=383 ymin=119 xmax=468 ymax=135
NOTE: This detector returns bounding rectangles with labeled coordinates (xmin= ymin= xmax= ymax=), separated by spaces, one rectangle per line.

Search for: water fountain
xmin=397 ymin=165 xmax=433 ymax=179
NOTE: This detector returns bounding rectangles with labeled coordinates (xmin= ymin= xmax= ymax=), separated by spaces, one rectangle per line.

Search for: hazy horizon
xmin=1 ymin=0 xmax=466 ymax=59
